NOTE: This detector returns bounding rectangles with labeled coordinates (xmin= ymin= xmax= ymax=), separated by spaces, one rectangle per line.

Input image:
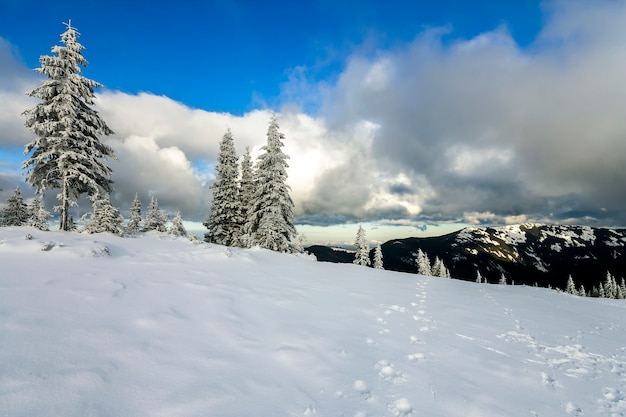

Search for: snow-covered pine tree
xmin=241 ymin=116 xmax=296 ymax=252
xmin=126 ymin=193 xmax=142 ymax=233
xmin=82 ymin=192 xmax=124 ymax=236
xmin=566 ymin=275 xmax=577 ymax=295
xmin=204 ymin=129 xmax=243 ymax=246
xmin=578 ymin=285 xmax=586 ymax=297
xmin=373 ymin=244 xmax=384 ymax=269
xmin=476 ymin=270 xmax=483 ymax=283
xmin=22 ymin=22 xmax=115 ymax=231
xmin=415 ymin=249 xmax=432 ymax=276
xmin=431 ymin=257 xmax=450 ymax=278
xmin=603 ymin=272 xmax=616 ymax=299
xmin=235 ymin=147 xmax=254 ymax=246
xmin=143 ymin=196 xmax=167 ymax=232
xmin=169 ymin=212 xmax=187 ymax=237
xmin=353 ymin=225 xmax=371 ymax=266
xmin=499 ymin=273 xmax=508 ymax=285
xmin=441 ymin=263 xmax=451 ymax=278
xmin=3 ymin=186 xmax=29 ymax=226
xmin=28 ymin=197 xmax=50 ymax=231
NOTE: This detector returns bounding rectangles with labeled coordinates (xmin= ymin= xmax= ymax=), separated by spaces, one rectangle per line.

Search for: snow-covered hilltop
xmin=1 ymin=226 xmax=625 ymax=416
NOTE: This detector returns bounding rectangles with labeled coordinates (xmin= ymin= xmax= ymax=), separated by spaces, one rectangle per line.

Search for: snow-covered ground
xmin=1 ymin=227 xmax=625 ymax=417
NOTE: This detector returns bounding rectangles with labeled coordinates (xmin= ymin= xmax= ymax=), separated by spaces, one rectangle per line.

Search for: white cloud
xmin=2 ymin=1 xmax=626 ymax=230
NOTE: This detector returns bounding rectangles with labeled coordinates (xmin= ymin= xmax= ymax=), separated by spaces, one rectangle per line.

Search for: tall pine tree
xmin=242 ymin=116 xmax=296 ymax=252
xmin=22 ymin=22 xmax=115 ymax=231
xmin=238 ymin=147 xmax=254 ymax=243
xmin=204 ymin=129 xmax=243 ymax=246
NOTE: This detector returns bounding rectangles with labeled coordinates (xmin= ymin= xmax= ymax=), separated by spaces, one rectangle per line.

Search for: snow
xmin=1 ymin=226 xmax=626 ymax=417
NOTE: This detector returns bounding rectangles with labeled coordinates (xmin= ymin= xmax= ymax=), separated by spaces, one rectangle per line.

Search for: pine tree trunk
xmin=60 ymin=174 xmax=69 ymax=231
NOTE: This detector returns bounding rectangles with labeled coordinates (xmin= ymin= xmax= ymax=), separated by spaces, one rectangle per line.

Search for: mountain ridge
xmin=306 ymin=223 xmax=626 ymax=291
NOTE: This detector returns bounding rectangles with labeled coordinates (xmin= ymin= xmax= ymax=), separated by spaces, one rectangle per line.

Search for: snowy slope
xmin=1 ymin=227 xmax=625 ymax=417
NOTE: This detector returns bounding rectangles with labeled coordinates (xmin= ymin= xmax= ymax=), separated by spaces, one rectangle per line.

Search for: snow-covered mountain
xmin=1 ymin=226 xmax=625 ymax=416
xmin=309 ymin=224 xmax=626 ymax=290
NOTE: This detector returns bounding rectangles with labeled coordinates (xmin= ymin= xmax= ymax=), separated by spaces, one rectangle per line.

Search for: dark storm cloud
xmin=309 ymin=0 xmax=626 ymax=226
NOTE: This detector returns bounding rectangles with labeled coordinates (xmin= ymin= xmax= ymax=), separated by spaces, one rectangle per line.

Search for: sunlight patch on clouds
xmin=447 ymin=145 xmax=513 ymax=176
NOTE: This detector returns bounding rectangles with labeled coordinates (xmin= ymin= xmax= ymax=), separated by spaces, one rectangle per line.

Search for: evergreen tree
xmin=242 ymin=116 xmax=296 ymax=252
xmin=566 ymin=275 xmax=577 ymax=295
xmin=82 ymin=192 xmax=124 ymax=235
xmin=237 ymin=147 xmax=254 ymax=245
xmin=22 ymin=22 xmax=115 ymax=231
xmin=204 ymin=129 xmax=243 ymax=246
xmin=28 ymin=197 xmax=50 ymax=231
xmin=143 ymin=196 xmax=167 ymax=232
xmin=499 ymin=273 xmax=508 ymax=285
xmin=169 ymin=212 xmax=187 ymax=237
xmin=415 ymin=249 xmax=432 ymax=276
xmin=431 ymin=257 xmax=450 ymax=278
xmin=373 ymin=244 xmax=384 ymax=269
xmin=3 ymin=187 xmax=29 ymax=226
xmin=353 ymin=225 xmax=370 ymax=266
xmin=604 ymin=272 xmax=616 ymax=299
xmin=620 ymin=278 xmax=626 ymax=299
xmin=126 ymin=193 xmax=142 ymax=233
xmin=578 ymin=285 xmax=586 ymax=297
xmin=476 ymin=270 xmax=483 ymax=283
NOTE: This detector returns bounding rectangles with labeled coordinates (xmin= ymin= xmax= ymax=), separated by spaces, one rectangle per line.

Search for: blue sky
xmin=1 ymin=0 xmax=626 ymax=244
xmin=1 ymin=0 xmax=542 ymax=114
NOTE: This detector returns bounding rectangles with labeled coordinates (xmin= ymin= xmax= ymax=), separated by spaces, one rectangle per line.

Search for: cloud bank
xmin=1 ymin=0 xmax=625 ymax=231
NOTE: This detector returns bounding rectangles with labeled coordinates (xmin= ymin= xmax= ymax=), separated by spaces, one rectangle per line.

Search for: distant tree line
xmin=4 ymin=21 xmax=299 ymax=253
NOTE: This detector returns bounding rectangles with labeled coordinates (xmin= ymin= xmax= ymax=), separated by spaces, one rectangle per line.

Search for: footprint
xmin=541 ymin=372 xmax=559 ymax=391
xmin=375 ymin=360 xmax=406 ymax=383
xmin=352 ymin=379 xmax=370 ymax=398
xmin=563 ymin=402 xmax=583 ymax=416
xmin=407 ymin=353 xmax=425 ymax=361
xmin=389 ymin=398 xmax=413 ymax=416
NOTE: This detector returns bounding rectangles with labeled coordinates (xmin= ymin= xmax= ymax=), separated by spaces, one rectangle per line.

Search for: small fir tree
xmin=28 ymin=197 xmax=50 ymax=231
xmin=204 ymin=129 xmax=243 ymax=246
xmin=126 ymin=193 xmax=142 ymax=233
xmin=431 ymin=257 xmax=450 ymax=278
xmin=82 ymin=192 xmax=124 ymax=235
xmin=499 ymin=273 xmax=508 ymax=285
xmin=416 ymin=249 xmax=432 ymax=276
xmin=169 ymin=212 xmax=187 ymax=237
xmin=241 ymin=116 xmax=296 ymax=252
xmin=22 ymin=22 xmax=115 ymax=231
xmin=604 ymin=272 xmax=617 ymax=299
xmin=565 ymin=275 xmax=577 ymax=295
xmin=373 ymin=244 xmax=384 ymax=269
xmin=476 ymin=270 xmax=483 ymax=283
xmin=353 ymin=225 xmax=370 ymax=266
xmin=3 ymin=186 xmax=29 ymax=226
xmin=143 ymin=196 xmax=167 ymax=232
